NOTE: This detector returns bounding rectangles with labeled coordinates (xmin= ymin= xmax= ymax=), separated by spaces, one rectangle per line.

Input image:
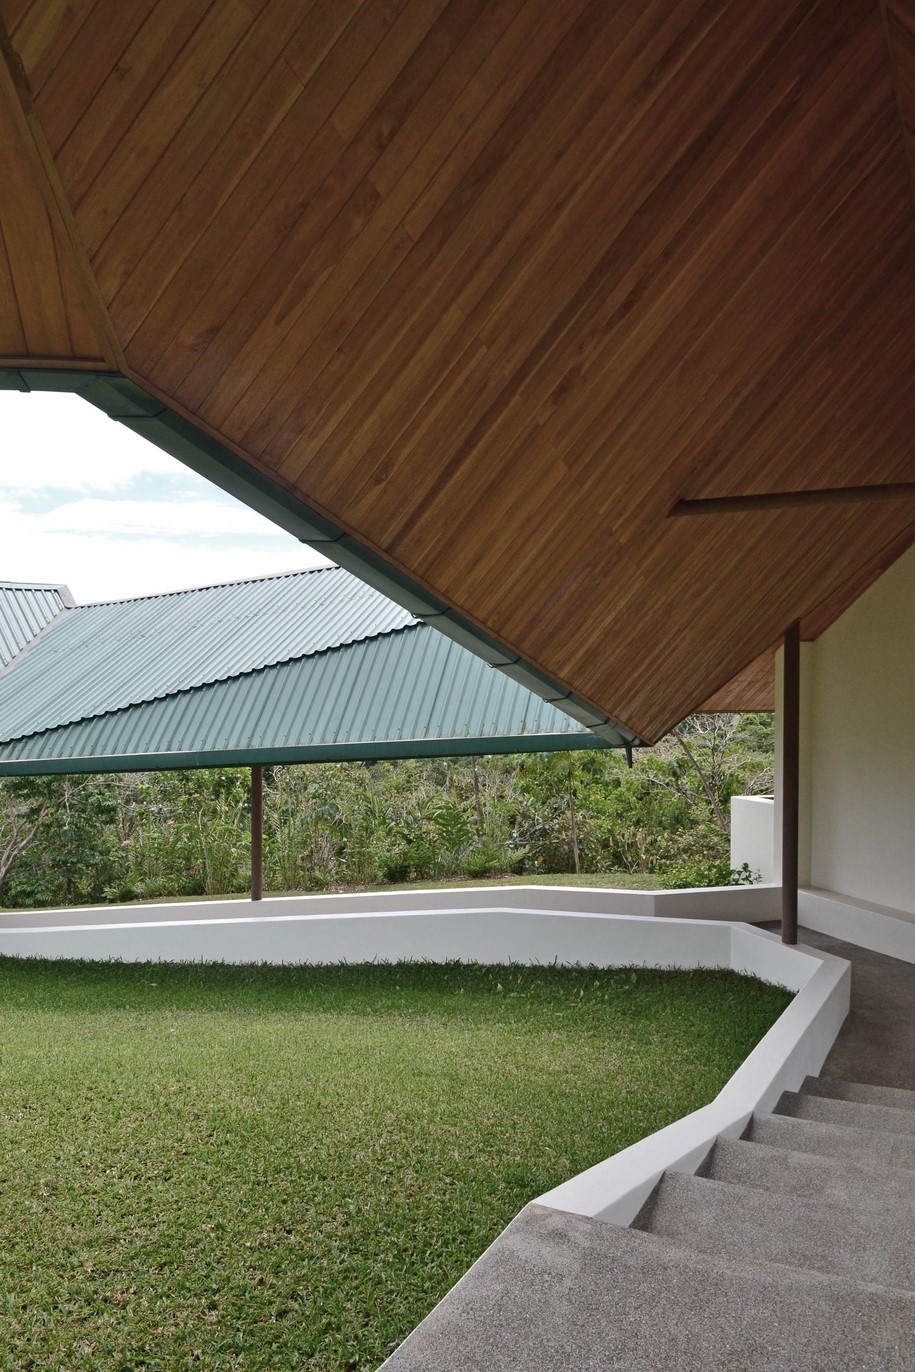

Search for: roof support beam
xmin=669 ymin=484 xmax=915 ymax=516
xmin=781 ymin=622 xmax=800 ymax=946
xmin=251 ymin=765 xmax=263 ymax=903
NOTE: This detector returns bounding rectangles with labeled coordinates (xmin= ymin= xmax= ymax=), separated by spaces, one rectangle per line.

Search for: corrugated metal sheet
xmin=0 ymin=567 xmax=415 ymax=742
xmin=0 ymin=583 xmax=68 ymax=668
xmin=0 ymin=624 xmax=604 ymax=772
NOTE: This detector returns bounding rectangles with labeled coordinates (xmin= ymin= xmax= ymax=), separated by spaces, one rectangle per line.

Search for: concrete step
xmin=776 ymin=1090 xmax=915 ymax=1137
xmin=801 ymin=1076 xmax=915 ymax=1111
xmin=748 ymin=1111 xmax=915 ymax=1168
xmin=703 ymin=1136 xmax=915 ymax=1210
xmin=634 ymin=1170 xmax=914 ymax=1291
xmin=381 ymin=1203 xmax=915 ymax=1371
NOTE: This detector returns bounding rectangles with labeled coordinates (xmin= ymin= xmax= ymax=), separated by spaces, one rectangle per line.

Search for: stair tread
xmin=777 ymin=1090 xmax=915 ymax=1137
xmin=634 ymin=1170 xmax=914 ymax=1291
xmin=802 ymin=1076 xmax=915 ymax=1111
xmin=749 ymin=1112 xmax=915 ymax=1168
xmin=381 ymin=1203 xmax=915 ymax=1371
xmin=705 ymin=1136 xmax=915 ymax=1207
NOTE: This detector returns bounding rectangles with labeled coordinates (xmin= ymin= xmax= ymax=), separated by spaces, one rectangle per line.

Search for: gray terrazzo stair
xmin=380 ymin=1203 xmax=915 ymax=1372
xmin=776 ymin=1088 xmax=915 ymax=1136
xmin=633 ymin=1169 xmax=915 ymax=1290
xmin=384 ymin=939 xmax=915 ymax=1370
xmin=747 ymin=1110 xmax=915 ymax=1167
xmin=702 ymin=1135 xmax=915 ymax=1207
xmin=800 ymin=1076 xmax=915 ymax=1110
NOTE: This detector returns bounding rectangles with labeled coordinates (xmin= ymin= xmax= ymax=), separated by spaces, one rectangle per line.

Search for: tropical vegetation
xmin=0 ymin=713 xmax=774 ymax=909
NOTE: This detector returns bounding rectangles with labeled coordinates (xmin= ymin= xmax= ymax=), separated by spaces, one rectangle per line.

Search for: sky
xmin=0 ymin=391 xmax=331 ymax=604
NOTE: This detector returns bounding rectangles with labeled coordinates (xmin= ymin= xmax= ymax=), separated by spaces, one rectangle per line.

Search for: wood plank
xmin=123 ymin=0 xmax=415 ymax=378
xmin=0 ymin=59 xmax=78 ymax=356
xmin=0 ymin=218 xmax=28 ymax=356
xmin=12 ymin=0 xmax=95 ymax=94
xmin=228 ymin=0 xmax=566 ymax=455
xmin=30 ymin=0 xmax=159 ymax=155
xmin=200 ymin=0 xmax=519 ymax=434
xmin=171 ymin=0 xmax=478 ymax=414
xmin=94 ymin=8 xmax=307 ymax=308
xmin=73 ymin=1 xmax=255 ymax=249
xmin=49 ymin=0 xmax=220 ymax=202
xmin=698 ymin=649 xmax=777 ymax=713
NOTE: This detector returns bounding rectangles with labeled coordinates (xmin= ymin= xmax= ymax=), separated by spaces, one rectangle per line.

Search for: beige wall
xmin=776 ymin=545 xmax=914 ymax=917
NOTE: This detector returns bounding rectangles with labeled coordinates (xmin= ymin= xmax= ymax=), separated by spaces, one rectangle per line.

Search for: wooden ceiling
xmin=1 ymin=0 xmax=914 ymax=741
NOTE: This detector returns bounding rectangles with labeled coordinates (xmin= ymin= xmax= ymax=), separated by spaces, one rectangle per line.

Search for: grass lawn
xmin=0 ymin=958 xmax=791 ymax=1370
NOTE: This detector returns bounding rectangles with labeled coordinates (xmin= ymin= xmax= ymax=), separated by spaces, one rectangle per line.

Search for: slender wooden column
xmin=781 ymin=622 xmax=800 ymax=945
xmin=251 ymin=764 xmax=263 ymax=902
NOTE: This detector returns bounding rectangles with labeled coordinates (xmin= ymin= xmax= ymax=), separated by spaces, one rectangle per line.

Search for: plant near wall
xmin=0 ymin=777 xmax=53 ymax=900
xmin=3 ymin=775 xmax=125 ymax=907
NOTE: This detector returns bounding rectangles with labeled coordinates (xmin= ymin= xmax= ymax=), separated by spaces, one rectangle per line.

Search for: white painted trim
xmin=534 ymin=926 xmax=849 ymax=1225
xmin=799 ymin=887 xmax=915 ymax=965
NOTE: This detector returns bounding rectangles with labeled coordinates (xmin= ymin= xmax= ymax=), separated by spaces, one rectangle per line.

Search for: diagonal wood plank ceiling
xmin=1 ymin=0 xmax=913 ymax=741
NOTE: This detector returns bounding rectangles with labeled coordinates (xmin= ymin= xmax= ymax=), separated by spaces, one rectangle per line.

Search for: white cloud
xmin=33 ymin=496 xmax=294 ymax=539
xmin=0 ymin=500 xmax=328 ymax=603
xmin=0 ymin=392 xmax=178 ymax=492
xmin=0 ymin=393 xmax=333 ymax=602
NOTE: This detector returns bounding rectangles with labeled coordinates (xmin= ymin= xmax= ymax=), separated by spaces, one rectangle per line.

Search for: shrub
xmin=658 ymin=859 xmax=758 ymax=890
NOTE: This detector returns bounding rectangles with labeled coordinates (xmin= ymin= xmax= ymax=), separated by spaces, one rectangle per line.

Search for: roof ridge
xmin=0 ymin=581 xmax=73 ymax=601
xmin=0 ymin=603 xmax=72 ymax=682
xmin=71 ymin=564 xmax=337 ymax=609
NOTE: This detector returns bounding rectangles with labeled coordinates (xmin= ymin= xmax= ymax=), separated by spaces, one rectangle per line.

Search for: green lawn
xmin=0 ymin=958 xmax=791 ymax=1371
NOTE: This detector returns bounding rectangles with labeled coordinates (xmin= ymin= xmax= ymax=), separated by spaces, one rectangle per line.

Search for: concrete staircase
xmin=383 ymin=1076 xmax=915 ymax=1370
xmin=627 ymin=1075 xmax=915 ymax=1358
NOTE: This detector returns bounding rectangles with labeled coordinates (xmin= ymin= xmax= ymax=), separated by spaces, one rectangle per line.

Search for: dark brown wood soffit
xmin=1 ymin=0 xmax=914 ymax=743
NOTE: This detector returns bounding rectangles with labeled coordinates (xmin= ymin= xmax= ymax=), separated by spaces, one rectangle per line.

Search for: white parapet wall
xmin=535 ymin=923 xmax=849 ymax=1225
xmin=0 ymin=880 xmax=781 ymax=955
xmin=799 ymin=886 xmax=915 ymax=965
xmin=730 ymin=795 xmax=776 ymax=882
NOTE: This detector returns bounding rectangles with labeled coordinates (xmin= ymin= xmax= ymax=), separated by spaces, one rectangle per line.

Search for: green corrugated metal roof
xmin=0 ymin=627 xmax=602 ymax=774
xmin=0 ymin=568 xmax=413 ymax=742
xmin=0 ymin=569 xmax=612 ymax=773
xmin=0 ymin=582 xmax=70 ymax=668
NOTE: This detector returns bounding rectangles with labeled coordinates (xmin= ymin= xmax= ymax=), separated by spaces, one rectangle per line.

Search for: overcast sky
xmin=0 ymin=391 xmax=331 ymax=604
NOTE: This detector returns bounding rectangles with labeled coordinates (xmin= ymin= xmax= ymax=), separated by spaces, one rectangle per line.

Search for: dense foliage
xmin=0 ymin=714 xmax=773 ymax=908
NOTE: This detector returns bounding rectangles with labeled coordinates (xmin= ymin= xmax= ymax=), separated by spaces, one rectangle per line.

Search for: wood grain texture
xmin=0 ymin=27 xmax=108 ymax=362
xmin=2 ymin=0 xmax=914 ymax=740
xmin=698 ymin=649 xmax=777 ymax=713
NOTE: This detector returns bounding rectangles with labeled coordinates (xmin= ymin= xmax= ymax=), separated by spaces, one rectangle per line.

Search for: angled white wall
xmin=776 ymin=544 xmax=915 ymax=930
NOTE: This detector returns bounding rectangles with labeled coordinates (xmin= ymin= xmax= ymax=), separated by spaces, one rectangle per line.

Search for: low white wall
xmin=0 ymin=881 xmax=781 ymax=949
xmin=0 ymin=905 xmax=734 ymax=969
xmin=776 ymin=546 xmax=915 ymax=916
xmin=534 ymin=925 xmax=849 ymax=1225
xmin=730 ymin=796 xmax=775 ymax=882
xmin=799 ymin=886 xmax=915 ymax=965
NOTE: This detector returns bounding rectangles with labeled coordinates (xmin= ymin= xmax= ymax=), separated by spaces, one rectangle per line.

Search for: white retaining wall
xmin=799 ymin=886 xmax=915 ymax=965
xmin=730 ymin=795 xmax=776 ymax=883
xmin=0 ymin=881 xmax=781 ymax=955
xmin=535 ymin=924 xmax=849 ymax=1224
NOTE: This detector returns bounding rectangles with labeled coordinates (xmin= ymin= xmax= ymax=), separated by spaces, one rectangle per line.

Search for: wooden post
xmin=781 ymin=622 xmax=800 ymax=945
xmin=251 ymin=764 xmax=263 ymax=902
